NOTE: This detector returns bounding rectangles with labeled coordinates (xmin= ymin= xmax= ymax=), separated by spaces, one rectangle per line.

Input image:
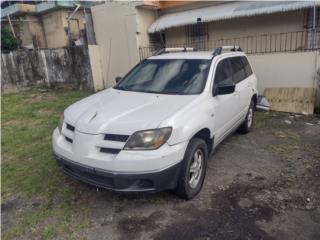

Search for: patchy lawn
xmin=1 ymin=89 xmax=91 ymax=240
xmin=2 ymin=89 xmax=320 ymax=240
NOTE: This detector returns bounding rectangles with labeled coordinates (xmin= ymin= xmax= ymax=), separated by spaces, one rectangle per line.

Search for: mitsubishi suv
xmin=52 ymin=46 xmax=258 ymax=199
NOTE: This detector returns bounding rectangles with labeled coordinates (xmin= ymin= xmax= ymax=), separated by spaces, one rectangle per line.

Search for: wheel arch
xmin=252 ymin=94 xmax=257 ymax=109
xmin=191 ymin=128 xmax=213 ymax=154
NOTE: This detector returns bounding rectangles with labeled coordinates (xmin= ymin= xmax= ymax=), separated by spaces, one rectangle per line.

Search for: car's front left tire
xmin=174 ymin=138 xmax=208 ymax=200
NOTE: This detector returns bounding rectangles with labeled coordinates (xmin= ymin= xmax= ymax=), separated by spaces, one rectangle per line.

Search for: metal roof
xmin=149 ymin=1 xmax=320 ymax=33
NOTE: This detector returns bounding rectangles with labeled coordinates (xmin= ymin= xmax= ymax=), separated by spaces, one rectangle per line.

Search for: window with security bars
xmin=306 ymin=7 xmax=320 ymax=49
xmin=148 ymin=33 xmax=165 ymax=50
xmin=185 ymin=22 xmax=208 ymax=50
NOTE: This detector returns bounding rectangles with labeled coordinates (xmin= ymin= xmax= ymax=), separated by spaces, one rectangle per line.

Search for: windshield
xmin=114 ymin=59 xmax=211 ymax=95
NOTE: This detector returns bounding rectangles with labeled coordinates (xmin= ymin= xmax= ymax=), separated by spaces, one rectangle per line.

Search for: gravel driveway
xmin=80 ymin=112 xmax=320 ymax=240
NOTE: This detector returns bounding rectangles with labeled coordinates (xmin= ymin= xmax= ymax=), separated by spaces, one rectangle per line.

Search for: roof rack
xmin=155 ymin=47 xmax=195 ymax=55
xmin=152 ymin=45 xmax=242 ymax=57
xmin=212 ymin=45 xmax=242 ymax=57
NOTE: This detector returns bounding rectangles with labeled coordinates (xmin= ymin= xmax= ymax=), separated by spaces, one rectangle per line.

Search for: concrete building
xmin=90 ymin=1 xmax=319 ymax=86
xmin=1 ymin=1 xmax=98 ymax=49
xmin=89 ymin=1 xmax=319 ymax=110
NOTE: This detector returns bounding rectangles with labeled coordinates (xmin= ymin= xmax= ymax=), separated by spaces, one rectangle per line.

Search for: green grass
xmin=1 ymin=88 xmax=92 ymax=239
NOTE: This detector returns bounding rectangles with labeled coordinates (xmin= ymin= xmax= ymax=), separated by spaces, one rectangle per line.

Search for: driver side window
xmin=214 ymin=59 xmax=233 ymax=85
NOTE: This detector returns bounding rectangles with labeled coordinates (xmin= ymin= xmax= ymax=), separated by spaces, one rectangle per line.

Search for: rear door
xmin=212 ymin=58 xmax=238 ymax=142
xmin=229 ymin=56 xmax=251 ymax=119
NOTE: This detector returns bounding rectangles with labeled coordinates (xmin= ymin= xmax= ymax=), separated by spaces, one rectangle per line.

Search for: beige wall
xmin=42 ymin=9 xmax=86 ymax=48
xmin=248 ymin=51 xmax=319 ymax=107
xmin=2 ymin=16 xmax=47 ymax=49
xmin=60 ymin=11 xmax=86 ymax=40
xmin=88 ymin=44 xmax=104 ymax=91
xmin=42 ymin=10 xmax=68 ymax=48
xmin=136 ymin=7 xmax=157 ymax=47
xmin=27 ymin=16 xmax=47 ymax=48
xmin=165 ymin=11 xmax=305 ymax=49
xmin=91 ymin=2 xmax=140 ymax=88
xmin=208 ymin=11 xmax=304 ymax=40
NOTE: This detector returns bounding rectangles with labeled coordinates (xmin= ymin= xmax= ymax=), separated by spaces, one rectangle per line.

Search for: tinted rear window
xmin=241 ymin=57 xmax=253 ymax=77
xmin=229 ymin=57 xmax=246 ymax=83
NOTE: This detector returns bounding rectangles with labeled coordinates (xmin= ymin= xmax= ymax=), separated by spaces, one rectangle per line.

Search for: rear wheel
xmin=238 ymin=100 xmax=255 ymax=134
xmin=175 ymin=138 xmax=208 ymax=199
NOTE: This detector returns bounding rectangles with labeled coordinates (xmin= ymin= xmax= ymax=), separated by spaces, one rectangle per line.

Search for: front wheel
xmin=238 ymin=100 xmax=255 ymax=134
xmin=174 ymin=138 xmax=208 ymax=200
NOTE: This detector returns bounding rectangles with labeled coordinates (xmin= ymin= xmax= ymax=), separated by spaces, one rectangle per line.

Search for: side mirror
xmin=213 ymin=83 xmax=235 ymax=96
xmin=115 ymin=76 xmax=122 ymax=83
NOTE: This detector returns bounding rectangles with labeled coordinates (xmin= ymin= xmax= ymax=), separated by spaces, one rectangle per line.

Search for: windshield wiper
xmin=114 ymin=86 xmax=126 ymax=91
xmin=162 ymin=90 xmax=183 ymax=95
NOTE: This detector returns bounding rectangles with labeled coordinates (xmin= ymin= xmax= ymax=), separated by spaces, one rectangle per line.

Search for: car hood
xmin=64 ymin=88 xmax=198 ymax=135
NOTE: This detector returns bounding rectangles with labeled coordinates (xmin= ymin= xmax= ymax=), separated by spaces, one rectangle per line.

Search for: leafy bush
xmin=1 ymin=27 xmax=19 ymax=51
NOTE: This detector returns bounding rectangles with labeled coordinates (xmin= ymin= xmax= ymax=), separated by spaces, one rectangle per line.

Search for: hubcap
xmin=247 ymin=107 xmax=253 ymax=128
xmin=189 ymin=149 xmax=204 ymax=189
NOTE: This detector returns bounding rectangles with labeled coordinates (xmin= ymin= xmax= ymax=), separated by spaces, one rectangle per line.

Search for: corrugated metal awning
xmin=149 ymin=1 xmax=319 ymax=33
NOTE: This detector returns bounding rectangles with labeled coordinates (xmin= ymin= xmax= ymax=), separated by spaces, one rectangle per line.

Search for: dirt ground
xmin=2 ymin=110 xmax=320 ymax=240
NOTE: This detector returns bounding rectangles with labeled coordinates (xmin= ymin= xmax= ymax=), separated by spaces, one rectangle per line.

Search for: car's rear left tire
xmin=174 ymin=138 xmax=208 ymax=200
xmin=238 ymin=99 xmax=255 ymax=134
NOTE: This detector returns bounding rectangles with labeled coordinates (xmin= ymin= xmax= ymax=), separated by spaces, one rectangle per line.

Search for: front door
xmin=212 ymin=58 xmax=239 ymax=143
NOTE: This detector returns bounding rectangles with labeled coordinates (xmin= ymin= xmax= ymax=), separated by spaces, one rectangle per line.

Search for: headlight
xmin=58 ymin=114 xmax=64 ymax=133
xmin=124 ymin=127 xmax=172 ymax=150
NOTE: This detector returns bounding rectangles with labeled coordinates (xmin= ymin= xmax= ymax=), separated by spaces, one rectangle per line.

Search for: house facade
xmin=147 ymin=1 xmax=319 ymax=55
xmin=1 ymin=1 xmax=98 ymax=49
xmin=90 ymin=1 xmax=319 ymax=89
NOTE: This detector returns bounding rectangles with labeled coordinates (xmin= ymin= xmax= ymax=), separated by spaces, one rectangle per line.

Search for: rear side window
xmin=241 ymin=57 xmax=253 ymax=77
xmin=214 ymin=59 xmax=233 ymax=85
xmin=229 ymin=57 xmax=246 ymax=83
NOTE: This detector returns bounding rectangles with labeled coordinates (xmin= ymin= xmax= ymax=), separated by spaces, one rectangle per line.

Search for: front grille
xmin=56 ymin=157 xmax=155 ymax=191
xmin=66 ymin=123 xmax=75 ymax=132
xmin=104 ymin=134 xmax=129 ymax=142
xmin=59 ymin=160 xmax=114 ymax=188
xmin=100 ymin=148 xmax=121 ymax=154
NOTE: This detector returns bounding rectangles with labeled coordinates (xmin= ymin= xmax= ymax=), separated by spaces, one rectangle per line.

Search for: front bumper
xmin=55 ymin=154 xmax=182 ymax=192
xmin=52 ymin=127 xmax=188 ymax=172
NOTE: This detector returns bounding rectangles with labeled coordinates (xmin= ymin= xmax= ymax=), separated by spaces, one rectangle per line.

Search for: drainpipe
xmin=7 ymin=15 xmax=16 ymax=38
xmin=67 ymin=4 xmax=81 ymax=22
xmin=67 ymin=4 xmax=81 ymax=47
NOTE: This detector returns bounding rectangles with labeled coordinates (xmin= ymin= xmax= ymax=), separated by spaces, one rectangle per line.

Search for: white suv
xmin=52 ymin=46 xmax=258 ymax=199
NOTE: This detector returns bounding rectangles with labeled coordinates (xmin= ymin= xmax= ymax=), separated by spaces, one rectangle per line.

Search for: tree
xmin=1 ymin=27 xmax=19 ymax=51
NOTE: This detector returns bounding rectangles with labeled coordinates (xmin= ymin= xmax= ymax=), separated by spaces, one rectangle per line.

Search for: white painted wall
xmin=91 ymin=2 xmax=140 ymax=88
xmin=136 ymin=7 xmax=158 ymax=47
xmin=248 ymin=51 xmax=318 ymax=94
xmin=88 ymin=45 xmax=104 ymax=91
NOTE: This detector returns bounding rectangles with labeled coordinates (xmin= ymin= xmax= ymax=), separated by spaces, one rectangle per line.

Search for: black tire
xmin=174 ymin=138 xmax=208 ymax=200
xmin=238 ymin=100 xmax=255 ymax=134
